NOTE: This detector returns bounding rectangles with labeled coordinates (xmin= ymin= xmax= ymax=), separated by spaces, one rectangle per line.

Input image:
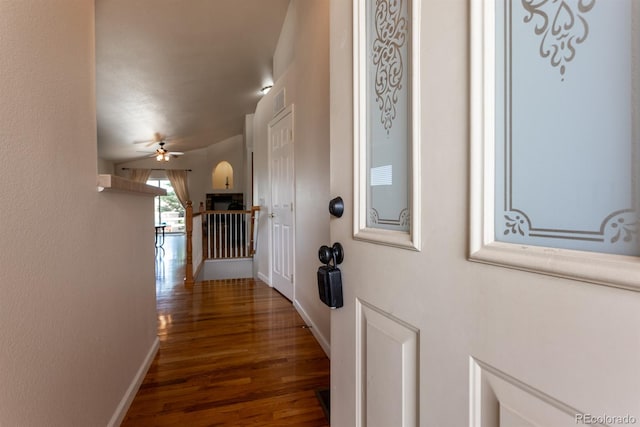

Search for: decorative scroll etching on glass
xmin=366 ymin=0 xmax=410 ymax=232
xmin=522 ymin=0 xmax=597 ymax=81
xmin=495 ymin=0 xmax=639 ymax=256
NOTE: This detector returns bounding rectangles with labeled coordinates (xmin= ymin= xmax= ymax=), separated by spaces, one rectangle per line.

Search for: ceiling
xmin=96 ymin=0 xmax=290 ymax=162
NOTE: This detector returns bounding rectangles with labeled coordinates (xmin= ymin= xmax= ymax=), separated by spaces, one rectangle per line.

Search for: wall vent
xmin=273 ymin=88 xmax=286 ymax=116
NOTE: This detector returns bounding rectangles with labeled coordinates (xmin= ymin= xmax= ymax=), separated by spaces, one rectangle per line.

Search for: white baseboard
xmin=257 ymin=271 xmax=271 ymax=286
xmin=108 ymin=337 xmax=159 ymax=427
xmin=293 ymin=300 xmax=330 ymax=358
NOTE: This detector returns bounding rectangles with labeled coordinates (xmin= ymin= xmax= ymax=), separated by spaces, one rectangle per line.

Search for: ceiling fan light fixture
xmin=155 ymin=141 xmax=170 ymax=161
xmin=147 ymin=139 xmax=182 ymax=162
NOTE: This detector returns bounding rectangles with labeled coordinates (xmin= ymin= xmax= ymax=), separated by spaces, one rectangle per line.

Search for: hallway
xmin=122 ymin=235 xmax=330 ymax=426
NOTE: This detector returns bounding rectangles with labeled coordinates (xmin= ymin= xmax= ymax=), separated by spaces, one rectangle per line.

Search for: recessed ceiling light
xmin=260 ymin=85 xmax=273 ymax=95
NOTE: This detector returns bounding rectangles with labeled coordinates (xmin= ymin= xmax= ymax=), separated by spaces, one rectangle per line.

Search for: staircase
xmin=184 ymin=201 xmax=260 ymax=285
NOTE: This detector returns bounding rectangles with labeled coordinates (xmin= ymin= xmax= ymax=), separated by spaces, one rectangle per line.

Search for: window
xmin=146 ymin=179 xmax=185 ymax=233
xmin=470 ymin=0 xmax=640 ymax=290
xmin=353 ymin=0 xmax=422 ymax=250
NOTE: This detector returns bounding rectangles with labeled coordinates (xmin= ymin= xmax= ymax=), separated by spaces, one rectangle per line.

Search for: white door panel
xmin=471 ymin=358 xmax=589 ymax=427
xmin=329 ymin=1 xmax=640 ymax=426
xmin=269 ymin=106 xmax=294 ymax=301
xmin=357 ymin=300 xmax=418 ymax=427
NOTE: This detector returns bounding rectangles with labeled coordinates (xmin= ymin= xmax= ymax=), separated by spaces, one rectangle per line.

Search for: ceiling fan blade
xmin=133 ymin=132 xmax=174 ymax=146
xmin=168 ymin=151 xmax=184 ymax=155
xmin=133 ymin=139 xmax=158 ymax=147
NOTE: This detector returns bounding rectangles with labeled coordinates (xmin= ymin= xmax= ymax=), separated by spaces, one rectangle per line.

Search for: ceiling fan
xmin=134 ymin=133 xmax=184 ymax=161
xmin=151 ymin=141 xmax=184 ymax=162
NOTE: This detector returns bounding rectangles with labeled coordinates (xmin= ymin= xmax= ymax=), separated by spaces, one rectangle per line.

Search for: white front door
xmin=269 ymin=106 xmax=295 ymax=301
xmin=329 ymin=1 xmax=640 ymax=426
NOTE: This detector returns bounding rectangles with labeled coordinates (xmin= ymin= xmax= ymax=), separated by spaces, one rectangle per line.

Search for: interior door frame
xmin=267 ymin=104 xmax=296 ymax=294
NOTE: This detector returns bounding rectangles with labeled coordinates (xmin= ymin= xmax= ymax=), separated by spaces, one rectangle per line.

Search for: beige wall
xmin=117 ymin=134 xmax=246 ymax=209
xmin=0 ymin=1 xmax=158 ymax=425
xmin=273 ymin=0 xmax=296 ymax=82
xmin=98 ymin=157 xmax=115 ymax=174
xmin=203 ymin=135 xmax=245 ymax=202
xmin=253 ymin=0 xmax=331 ymax=352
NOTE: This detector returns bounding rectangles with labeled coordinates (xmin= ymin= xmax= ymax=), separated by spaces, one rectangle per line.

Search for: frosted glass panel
xmin=365 ymin=0 xmax=410 ymax=232
xmin=495 ymin=0 xmax=639 ymax=255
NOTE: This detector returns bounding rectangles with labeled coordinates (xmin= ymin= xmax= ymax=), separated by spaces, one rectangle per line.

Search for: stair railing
xmin=184 ymin=203 xmax=260 ymax=285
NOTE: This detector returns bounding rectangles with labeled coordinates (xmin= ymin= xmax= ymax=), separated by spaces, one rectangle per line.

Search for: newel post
xmin=249 ymin=206 xmax=260 ymax=256
xmin=184 ymin=200 xmax=194 ymax=286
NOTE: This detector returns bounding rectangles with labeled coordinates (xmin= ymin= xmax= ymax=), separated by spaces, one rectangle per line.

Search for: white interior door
xmin=269 ymin=106 xmax=294 ymax=301
xmin=329 ymin=1 xmax=640 ymax=426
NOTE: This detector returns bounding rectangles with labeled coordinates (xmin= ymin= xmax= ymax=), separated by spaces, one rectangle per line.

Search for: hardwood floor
xmin=123 ymin=235 xmax=330 ymax=426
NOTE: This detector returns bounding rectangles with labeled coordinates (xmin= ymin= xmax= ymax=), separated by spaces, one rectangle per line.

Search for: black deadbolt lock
xmin=329 ymin=196 xmax=344 ymax=218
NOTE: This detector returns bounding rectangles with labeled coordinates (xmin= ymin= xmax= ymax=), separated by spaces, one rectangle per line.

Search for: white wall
xmin=273 ymin=0 xmax=296 ymax=82
xmin=0 ymin=2 xmax=157 ymax=425
xmin=117 ymin=134 xmax=246 ymax=209
xmin=253 ymin=0 xmax=331 ymax=352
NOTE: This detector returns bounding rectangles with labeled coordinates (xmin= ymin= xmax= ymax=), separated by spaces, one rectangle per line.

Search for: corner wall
xmin=0 ymin=2 xmax=157 ymax=425
xmin=244 ymin=114 xmax=255 ymax=210
xmin=253 ymin=0 xmax=331 ymax=353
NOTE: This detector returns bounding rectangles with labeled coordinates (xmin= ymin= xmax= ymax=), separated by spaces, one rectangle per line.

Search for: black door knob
xmin=318 ymin=242 xmax=344 ymax=266
xmin=318 ymin=245 xmax=333 ymax=265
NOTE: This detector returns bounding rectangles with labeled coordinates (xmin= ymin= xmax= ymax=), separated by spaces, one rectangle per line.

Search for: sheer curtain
xmin=129 ymin=168 xmax=152 ymax=184
xmin=166 ymin=169 xmax=191 ymax=208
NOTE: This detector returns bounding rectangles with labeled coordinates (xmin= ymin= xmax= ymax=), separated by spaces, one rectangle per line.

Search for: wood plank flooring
xmin=123 ymin=235 xmax=330 ymax=426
